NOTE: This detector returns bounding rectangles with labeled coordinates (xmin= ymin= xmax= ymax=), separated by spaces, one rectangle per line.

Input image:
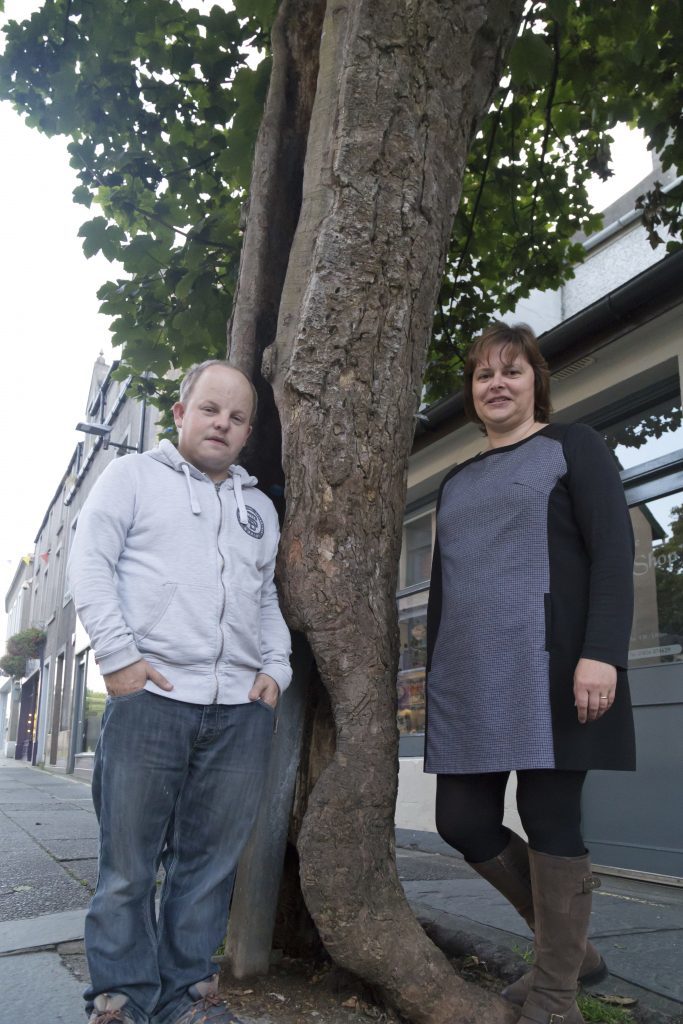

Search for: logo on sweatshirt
xmin=238 ymin=505 xmax=265 ymax=539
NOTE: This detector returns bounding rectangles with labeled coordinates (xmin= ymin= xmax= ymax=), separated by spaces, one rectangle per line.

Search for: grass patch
xmin=577 ymin=993 xmax=634 ymax=1023
xmin=511 ymin=942 xmax=534 ymax=964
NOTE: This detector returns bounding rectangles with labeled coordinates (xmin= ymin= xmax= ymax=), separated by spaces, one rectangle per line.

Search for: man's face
xmin=172 ymin=366 xmax=253 ymax=482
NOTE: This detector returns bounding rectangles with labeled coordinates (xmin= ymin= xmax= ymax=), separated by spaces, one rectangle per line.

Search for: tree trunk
xmin=229 ymin=0 xmax=326 ymax=499
xmin=227 ymin=0 xmax=335 ymax=959
xmin=229 ymin=1 xmax=524 ymax=1020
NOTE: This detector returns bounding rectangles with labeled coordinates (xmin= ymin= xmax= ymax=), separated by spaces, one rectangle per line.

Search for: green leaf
xmin=509 ymin=32 xmax=555 ymax=88
xmin=72 ymin=184 xmax=93 ymax=207
xmin=232 ymin=0 xmax=278 ymax=33
xmin=545 ymin=0 xmax=569 ymax=25
xmin=78 ymin=217 xmax=111 ymax=258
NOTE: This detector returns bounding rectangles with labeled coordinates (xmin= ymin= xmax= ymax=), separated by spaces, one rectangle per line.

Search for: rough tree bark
xmin=228 ymin=2 xmax=524 ymax=1021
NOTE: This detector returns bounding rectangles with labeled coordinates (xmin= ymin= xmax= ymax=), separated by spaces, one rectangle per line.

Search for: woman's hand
xmin=573 ymin=658 xmax=616 ymax=723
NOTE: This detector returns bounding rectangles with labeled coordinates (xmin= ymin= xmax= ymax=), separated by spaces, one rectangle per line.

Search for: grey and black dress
xmin=424 ymin=422 xmax=636 ymax=775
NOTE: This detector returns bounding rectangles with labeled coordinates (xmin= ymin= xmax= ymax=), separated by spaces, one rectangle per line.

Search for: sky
xmin=0 ymin=2 xmax=655 ymax=639
xmin=0 ymin=2 xmax=116 ymax=636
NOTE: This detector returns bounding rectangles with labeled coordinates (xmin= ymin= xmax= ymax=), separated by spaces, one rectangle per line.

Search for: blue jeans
xmin=85 ymin=690 xmax=275 ymax=1024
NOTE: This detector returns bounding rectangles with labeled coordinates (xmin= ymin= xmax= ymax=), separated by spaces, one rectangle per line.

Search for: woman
xmin=425 ymin=322 xmax=635 ymax=1024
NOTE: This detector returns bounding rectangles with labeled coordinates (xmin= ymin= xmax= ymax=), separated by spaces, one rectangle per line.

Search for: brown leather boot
xmin=468 ymin=833 xmax=606 ymax=1006
xmin=516 ymin=849 xmax=601 ymax=1024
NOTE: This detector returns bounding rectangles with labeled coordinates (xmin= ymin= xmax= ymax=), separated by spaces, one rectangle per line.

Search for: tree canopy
xmin=1 ymin=0 xmax=680 ymax=414
xmin=3 ymin=5 xmax=681 ymax=1020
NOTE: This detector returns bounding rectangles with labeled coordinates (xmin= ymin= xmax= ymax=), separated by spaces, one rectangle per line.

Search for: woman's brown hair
xmin=463 ymin=321 xmax=552 ymax=427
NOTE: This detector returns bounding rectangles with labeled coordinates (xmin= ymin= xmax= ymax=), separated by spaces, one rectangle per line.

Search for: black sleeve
xmin=564 ymin=423 xmax=635 ymax=669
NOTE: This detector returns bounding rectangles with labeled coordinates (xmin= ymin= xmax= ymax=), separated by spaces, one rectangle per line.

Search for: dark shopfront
xmin=15 ymin=673 xmax=38 ymax=762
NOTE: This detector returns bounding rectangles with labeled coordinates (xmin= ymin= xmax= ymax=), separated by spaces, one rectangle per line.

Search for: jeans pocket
xmin=254 ymin=697 xmax=278 ymax=734
xmin=107 ymin=687 xmax=149 ymax=703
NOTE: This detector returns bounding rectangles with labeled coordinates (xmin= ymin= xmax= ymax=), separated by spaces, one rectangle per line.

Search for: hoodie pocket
xmin=133 ymin=582 xmax=218 ymax=667
xmin=226 ymin=587 xmax=262 ymax=670
xmin=134 ymin=583 xmax=177 ymax=641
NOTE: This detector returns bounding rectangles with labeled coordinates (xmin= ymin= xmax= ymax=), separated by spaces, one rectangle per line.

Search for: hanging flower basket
xmin=7 ymin=627 xmax=46 ymax=660
xmin=0 ymin=654 xmax=27 ymax=679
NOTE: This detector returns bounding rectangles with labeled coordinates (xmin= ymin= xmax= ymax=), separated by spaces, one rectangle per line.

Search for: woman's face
xmin=472 ymin=344 xmax=536 ymax=434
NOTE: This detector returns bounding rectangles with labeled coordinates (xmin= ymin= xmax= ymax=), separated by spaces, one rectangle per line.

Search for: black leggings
xmin=435 ymin=769 xmax=587 ymax=861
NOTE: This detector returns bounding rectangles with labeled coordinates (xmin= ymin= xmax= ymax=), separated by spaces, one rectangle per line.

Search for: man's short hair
xmin=178 ymin=360 xmax=258 ymax=424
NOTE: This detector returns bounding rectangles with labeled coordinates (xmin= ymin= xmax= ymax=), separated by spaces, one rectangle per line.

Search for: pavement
xmin=396 ymin=830 xmax=683 ymax=1023
xmin=1 ymin=757 xmax=681 ymax=1024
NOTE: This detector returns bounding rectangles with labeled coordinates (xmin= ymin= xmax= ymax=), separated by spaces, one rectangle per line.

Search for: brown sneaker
xmin=87 ymin=992 xmax=137 ymax=1024
xmin=173 ymin=977 xmax=243 ymax=1024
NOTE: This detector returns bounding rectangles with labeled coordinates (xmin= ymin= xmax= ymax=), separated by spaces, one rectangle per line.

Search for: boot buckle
xmin=583 ymin=875 xmax=601 ymax=892
xmin=549 ymin=1016 xmax=566 ymax=1023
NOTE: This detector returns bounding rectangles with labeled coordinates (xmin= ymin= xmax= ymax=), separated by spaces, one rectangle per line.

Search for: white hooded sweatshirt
xmin=67 ymin=439 xmax=292 ymax=704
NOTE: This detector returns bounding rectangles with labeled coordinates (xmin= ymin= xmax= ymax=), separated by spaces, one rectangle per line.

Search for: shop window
xmin=397 ymin=509 xmax=434 ymax=745
xmin=591 ymin=373 xmax=683 ymax=667
xmin=400 ymin=510 xmax=434 ymax=590
xmin=80 ymin=651 xmax=106 ymax=753
xmin=585 ymin=376 xmax=683 ymax=471
xmin=398 ymin=590 xmax=428 ymax=737
xmin=630 ymin=491 xmax=683 ymax=667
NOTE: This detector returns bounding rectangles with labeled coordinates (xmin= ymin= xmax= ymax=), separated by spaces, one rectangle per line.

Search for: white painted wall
xmin=564 ymin=224 xmax=666 ymax=319
xmin=513 ymin=287 xmax=563 ymax=336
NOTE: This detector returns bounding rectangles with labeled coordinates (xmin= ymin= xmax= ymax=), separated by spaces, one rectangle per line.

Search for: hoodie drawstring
xmin=233 ymin=471 xmax=249 ymax=526
xmin=175 ymin=451 xmax=251 ymax=522
xmin=181 ymin=463 xmax=202 ymax=515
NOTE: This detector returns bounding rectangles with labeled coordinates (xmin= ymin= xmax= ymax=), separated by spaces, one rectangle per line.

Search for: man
xmin=68 ymin=361 xmax=292 ymax=1024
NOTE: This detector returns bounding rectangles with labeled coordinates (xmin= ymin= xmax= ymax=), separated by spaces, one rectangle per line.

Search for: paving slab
xmin=0 ymin=819 xmax=36 ymax=853
xmin=3 ymin=802 xmax=96 ymax=818
xmin=0 ymin=825 xmax=92 ymax=921
xmin=1 ymin=813 xmax=100 ymax=841
xmin=41 ymin=837 xmax=100 ymax=860
xmin=51 ymin=793 xmax=94 ymax=805
xmin=0 ymin=785 xmax=77 ymax=797
xmin=0 ymin=950 xmax=85 ymax=1024
xmin=0 ymin=949 xmax=279 ymax=1024
xmin=396 ymin=848 xmax=479 ymax=882
xmin=62 ymin=858 xmax=98 ymax=892
xmin=0 ymin=842 xmax=70 ymax=882
xmin=0 ymin=908 xmax=87 ymax=954
xmin=0 ymin=788 xmax=62 ymax=805
xmin=403 ymin=877 xmax=535 ymax=938
xmin=0 ymin=872 xmax=91 ymax=922
xmin=599 ymin=928 xmax=683 ymax=1002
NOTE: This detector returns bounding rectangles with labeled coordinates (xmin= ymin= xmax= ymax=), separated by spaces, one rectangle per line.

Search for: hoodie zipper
xmin=213 ymin=482 xmax=228 ymax=702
